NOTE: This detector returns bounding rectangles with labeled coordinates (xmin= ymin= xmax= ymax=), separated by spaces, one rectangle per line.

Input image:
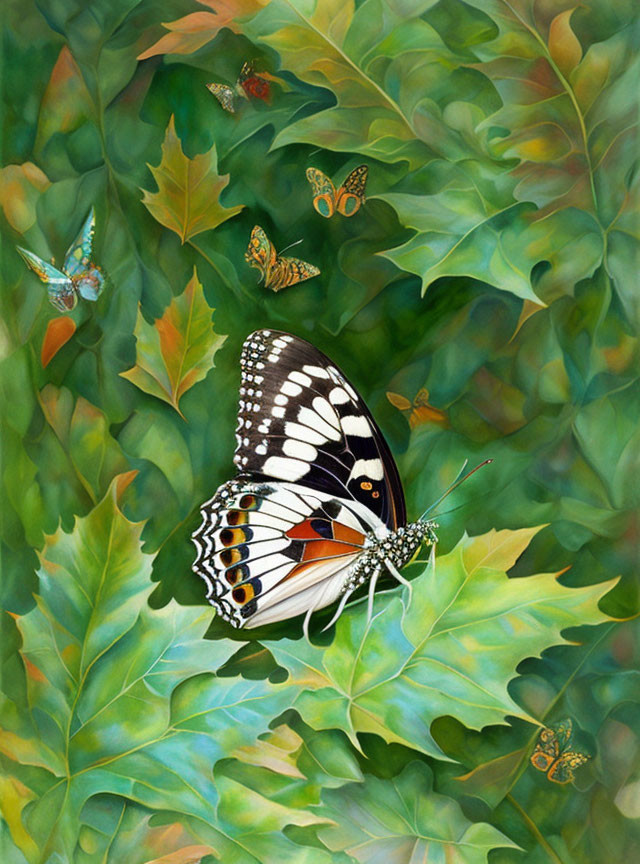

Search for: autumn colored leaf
xmin=137 ymin=0 xmax=265 ymax=60
xmin=40 ymin=315 xmax=76 ymax=366
xmin=259 ymin=527 xmax=615 ymax=758
xmin=0 ymin=162 xmax=51 ymax=234
xmin=120 ymin=268 xmax=226 ymax=416
xmin=318 ymin=762 xmax=518 ymax=862
xmin=141 ymin=115 xmax=244 ymax=243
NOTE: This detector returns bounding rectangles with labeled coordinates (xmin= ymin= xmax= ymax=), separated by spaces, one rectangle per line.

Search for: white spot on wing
xmin=298 ymin=406 xmax=341 ymax=441
xmin=263 ymin=456 xmax=311 ymax=481
xmin=312 ymin=396 xmax=340 ymax=430
xmin=283 ymin=439 xmax=317 ymax=462
xmin=289 ymin=370 xmax=312 ymax=387
xmin=349 ymin=458 xmax=384 ymax=480
xmin=303 ymin=365 xmax=330 ymax=379
xmin=340 ymin=415 xmax=372 ymax=437
xmin=329 ymin=387 xmax=350 ymax=405
xmin=284 ymin=421 xmax=327 ymax=446
xmin=281 ymin=381 xmax=302 ymax=397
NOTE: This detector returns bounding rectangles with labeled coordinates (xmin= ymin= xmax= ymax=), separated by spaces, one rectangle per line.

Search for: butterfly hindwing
xmin=206 ymin=82 xmax=238 ymax=113
xmin=16 ymin=247 xmax=77 ymax=312
xmin=336 ymin=164 xmax=368 ymax=217
xmin=238 ymin=61 xmax=270 ymax=102
xmin=192 ymin=476 xmax=379 ymax=628
xmin=245 ymin=226 xmax=319 ymax=292
xmin=232 ymin=329 xmax=406 ymax=529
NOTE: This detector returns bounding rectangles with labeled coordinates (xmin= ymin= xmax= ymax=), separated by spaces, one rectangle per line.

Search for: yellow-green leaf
xmin=548 ymin=8 xmax=582 ymax=78
xmin=120 ymin=267 xmax=226 ymax=416
xmin=261 ymin=527 xmax=616 ymax=758
xmin=141 ymin=115 xmax=244 ymax=243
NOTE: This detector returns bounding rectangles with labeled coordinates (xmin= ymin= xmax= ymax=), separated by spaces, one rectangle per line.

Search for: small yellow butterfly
xmin=530 ymin=719 xmax=590 ymax=784
xmin=244 ymin=226 xmax=320 ymax=293
xmin=306 ymin=165 xmax=368 ymax=218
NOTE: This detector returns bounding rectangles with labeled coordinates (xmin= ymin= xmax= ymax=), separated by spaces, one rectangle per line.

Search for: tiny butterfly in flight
xmin=530 ymin=718 xmax=590 ymax=784
xmin=245 ymin=226 xmax=320 ymax=292
xmin=207 ymin=62 xmax=270 ymax=113
xmin=17 ymin=208 xmax=104 ymax=313
xmin=306 ymin=165 xmax=368 ymax=218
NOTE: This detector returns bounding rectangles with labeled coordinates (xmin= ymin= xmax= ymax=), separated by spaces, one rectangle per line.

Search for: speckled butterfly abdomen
xmin=192 ymin=330 xmax=437 ymax=633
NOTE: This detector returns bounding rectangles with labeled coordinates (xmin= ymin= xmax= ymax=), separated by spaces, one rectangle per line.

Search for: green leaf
xmin=141 ymin=115 xmax=244 ymax=243
xmin=120 ymin=268 xmax=227 ymax=417
xmin=260 ymin=527 xmax=615 ymax=758
xmin=39 ymin=384 xmax=130 ymax=506
xmin=0 ymin=479 xmax=292 ymax=860
xmin=318 ymin=761 xmax=518 ymax=862
xmin=375 ymin=161 xmax=542 ymax=301
xmin=245 ymin=0 xmax=464 ymax=168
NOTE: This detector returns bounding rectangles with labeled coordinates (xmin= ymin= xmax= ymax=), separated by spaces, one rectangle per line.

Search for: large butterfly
xmin=192 ymin=330 xmax=437 ymax=633
xmin=306 ymin=165 xmax=368 ymax=218
xmin=530 ymin=719 xmax=590 ymax=784
xmin=245 ymin=226 xmax=320 ymax=293
xmin=206 ymin=62 xmax=270 ymax=113
xmin=17 ymin=208 xmax=104 ymax=313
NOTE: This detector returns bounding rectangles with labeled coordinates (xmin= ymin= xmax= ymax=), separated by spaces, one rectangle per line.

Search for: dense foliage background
xmin=1 ymin=1 xmax=638 ymax=862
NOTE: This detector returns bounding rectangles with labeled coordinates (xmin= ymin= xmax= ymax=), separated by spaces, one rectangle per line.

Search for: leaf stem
xmin=506 ymin=793 xmax=565 ymax=864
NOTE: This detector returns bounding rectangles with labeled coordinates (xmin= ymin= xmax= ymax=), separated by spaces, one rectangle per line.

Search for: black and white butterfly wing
xmin=232 ymin=330 xmax=405 ymax=528
xmin=192 ymin=329 xmax=407 ymax=628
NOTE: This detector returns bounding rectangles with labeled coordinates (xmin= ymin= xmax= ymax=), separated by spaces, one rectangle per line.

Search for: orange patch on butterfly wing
xmin=336 ymin=191 xmax=362 ymax=217
xmin=333 ymin=523 xmax=365 ymax=545
xmin=530 ymin=751 xmax=556 ymax=772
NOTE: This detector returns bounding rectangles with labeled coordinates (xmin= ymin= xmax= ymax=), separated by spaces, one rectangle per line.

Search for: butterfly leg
xmin=384 ymin=557 xmax=413 ymax=604
xmin=321 ymin=586 xmax=356 ymax=633
xmin=366 ymin=567 xmax=382 ymax=625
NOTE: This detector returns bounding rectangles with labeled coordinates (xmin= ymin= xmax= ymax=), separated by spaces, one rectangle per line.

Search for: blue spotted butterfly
xmin=192 ymin=330 xmax=438 ymax=634
xmin=17 ymin=208 xmax=104 ymax=312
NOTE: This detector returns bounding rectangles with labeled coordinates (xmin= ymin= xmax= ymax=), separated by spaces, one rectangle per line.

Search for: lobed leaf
xmin=318 ymin=761 xmax=519 ymax=862
xmin=260 ymin=527 xmax=615 ymax=758
xmin=120 ymin=268 xmax=227 ymax=416
xmin=141 ymin=116 xmax=244 ymax=244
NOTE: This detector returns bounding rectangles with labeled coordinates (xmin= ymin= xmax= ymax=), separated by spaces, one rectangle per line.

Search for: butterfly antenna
xmin=278 ymin=238 xmax=303 ymax=255
xmin=419 ymin=459 xmax=493 ymax=522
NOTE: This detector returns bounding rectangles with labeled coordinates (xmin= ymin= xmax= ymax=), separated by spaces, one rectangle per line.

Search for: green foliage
xmin=1 ymin=0 xmax=638 ymax=862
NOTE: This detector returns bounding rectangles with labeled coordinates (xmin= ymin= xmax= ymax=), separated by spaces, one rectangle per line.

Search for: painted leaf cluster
xmin=1 ymin=0 xmax=637 ymax=862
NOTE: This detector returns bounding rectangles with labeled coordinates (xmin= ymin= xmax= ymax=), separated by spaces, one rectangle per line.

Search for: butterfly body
xmin=192 ymin=329 xmax=437 ymax=630
xmin=306 ymin=165 xmax=368 ymax=218
xmin=245 ymin=226 xmax=319 ymax=292
xmin=17 ymin=208 xmax=104 ymax=312
xmin=530 ymin=719 xmax=590 ymax=784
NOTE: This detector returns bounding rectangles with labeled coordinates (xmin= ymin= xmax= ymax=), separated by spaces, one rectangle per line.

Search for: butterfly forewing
xmin=232 ymin=330 xmax=406 ymax=529
xmin=207 ymin=82 xmax=237 ymax=112
xmin=306 ymin=168 xmax=337 ymax=218
xmin=63 ymin=208 xmax=105 ymax=301
xmin=16 ymin=247 xmax=77 ymax=312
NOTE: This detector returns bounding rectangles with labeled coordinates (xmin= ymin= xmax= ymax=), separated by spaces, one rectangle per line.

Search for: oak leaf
xmin=120 ymin=267 xmax=226 ymax=416
xmin=141 ymin=115 xmax=243 ymax=243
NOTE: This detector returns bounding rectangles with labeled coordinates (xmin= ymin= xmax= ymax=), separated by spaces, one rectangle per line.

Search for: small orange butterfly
xmin=386 ymin=389 xmax=449 ymax=430
xmin=530 ymin=719 xmax=590 ymax=784
xmin=245 ymin=226 xmax=320 ymax=293
xmin=306 ymin=165 xmax=368 ymax=218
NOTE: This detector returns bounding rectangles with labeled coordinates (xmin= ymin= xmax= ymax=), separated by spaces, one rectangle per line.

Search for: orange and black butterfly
xmin=530 ymin=719 xmax=590 ymax=784
xmin=245 ymin=226 xmax=320 ymax=293
xmin=306 ymin=165 xmax=368 ymax=218
xmin=207 ymin=62 xmax=270 ymax=113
